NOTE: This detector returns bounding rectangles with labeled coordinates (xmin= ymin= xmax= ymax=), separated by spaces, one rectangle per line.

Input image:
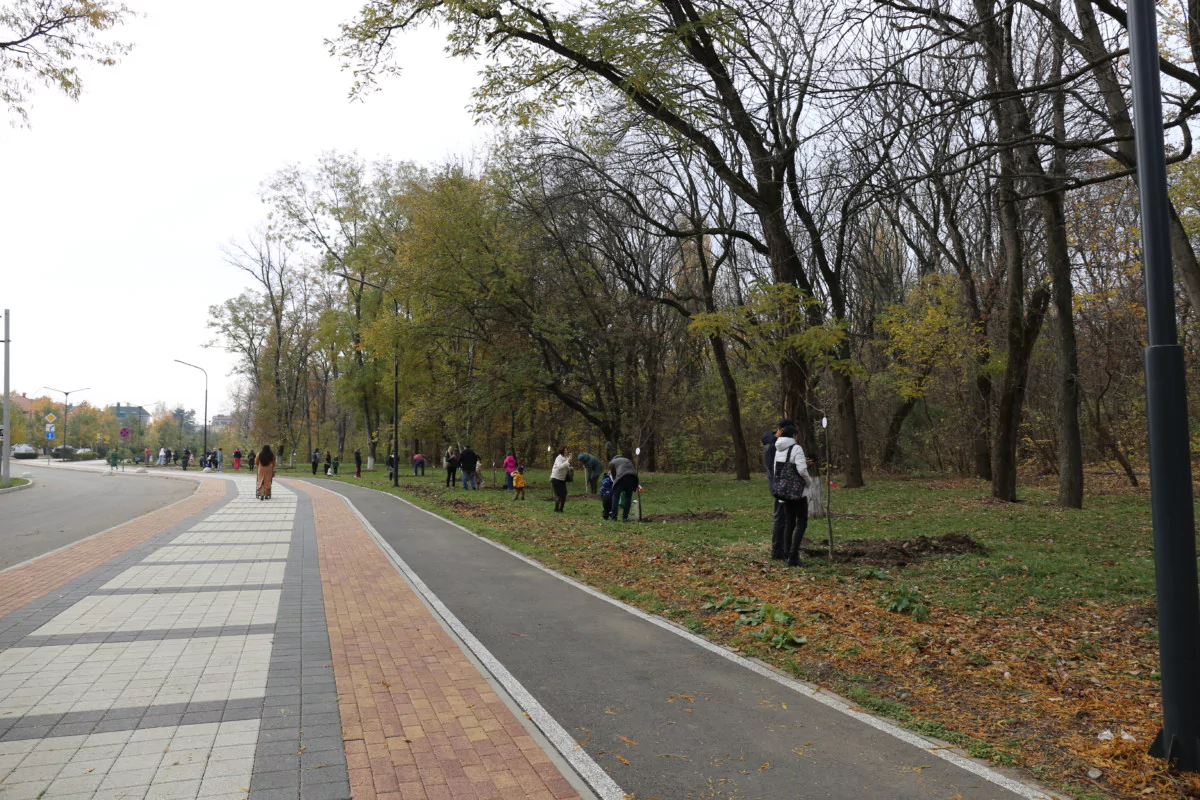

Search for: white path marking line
xmin=338 ymin=484 xmax=1065 ymax=800
xmin=332 ymin=493 xmax=623 ymax=800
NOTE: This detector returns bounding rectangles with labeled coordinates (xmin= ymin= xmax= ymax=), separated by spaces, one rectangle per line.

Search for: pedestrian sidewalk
xmin=0 ymin=475 xmax=585 ymax=800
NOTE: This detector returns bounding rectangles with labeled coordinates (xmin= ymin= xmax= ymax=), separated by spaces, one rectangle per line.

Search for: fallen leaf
xmin=619 ymin=736 xmax=638 ymax=746
xmin=616 ymin=755 xmax=630 ymax=765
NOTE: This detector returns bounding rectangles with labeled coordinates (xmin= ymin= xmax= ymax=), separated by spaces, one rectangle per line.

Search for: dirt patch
xmin=644 ymin=510 xmax=732 ymax=523
xmin=804 ymin=532 xmax=988 ymax=566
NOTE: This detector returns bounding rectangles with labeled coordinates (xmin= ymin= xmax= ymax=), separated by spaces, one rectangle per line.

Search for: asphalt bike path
xmin=301 ymin=478 xmax=1060 ymax=800
xmin=0 ymin=465 xmax=194 ymax=570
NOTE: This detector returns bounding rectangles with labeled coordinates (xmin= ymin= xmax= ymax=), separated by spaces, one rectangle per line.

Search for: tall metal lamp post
xmin=336 ymin=274 xmax=401 ymax=489
xmin=43 ymin=385 xmax=91 ymax=458
xmin=1128 ymin=0 xmax=1200 ymax=769
xmin=173 ymin=361 xmax=208 ymax=463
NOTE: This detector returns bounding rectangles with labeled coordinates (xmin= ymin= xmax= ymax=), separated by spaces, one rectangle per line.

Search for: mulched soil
xmin=802 ymin=532 xmax=989 ymax=566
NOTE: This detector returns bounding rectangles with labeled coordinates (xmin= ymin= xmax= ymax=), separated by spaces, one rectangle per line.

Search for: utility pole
xmin=1128 ymin=0 xmax=1200 ymax=770
xmin=2 ymin=310 xmax=10 ymax=488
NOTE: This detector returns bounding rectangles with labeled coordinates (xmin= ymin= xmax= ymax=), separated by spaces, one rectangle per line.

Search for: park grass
xmin=312 ymin=465 xmax=1186 ymax=800
xmin=1 ymin=478 xmax=29 ymax=489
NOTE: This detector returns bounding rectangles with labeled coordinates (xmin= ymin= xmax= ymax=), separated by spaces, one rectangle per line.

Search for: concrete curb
xmin=0 ymin=477 xmax=34 ymax=495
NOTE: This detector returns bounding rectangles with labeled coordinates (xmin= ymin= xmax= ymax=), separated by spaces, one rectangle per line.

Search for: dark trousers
xmin=413 ymin=459 xmax=425 ymax=475
xmin=355 ymin=462 xmax=362 ymax=477
xmin=771 ymin=499 xmax=788 ymax=559
xmin=611 ymin=475 xmax=637 ymax=520
xmin=551 ymin=478 xmax=567 ymax=511
xmin=601 ymin=495 xmax=613 ymax=519
xmin=311 ymin=461 xmax=318 ymax=475
xmin=781 ymin=497 xmax=809 ymax=558
xmin=446 ymin=467 xmax=457 ymax=487
xmin=587 ymin=475 xmax=599 ymax=494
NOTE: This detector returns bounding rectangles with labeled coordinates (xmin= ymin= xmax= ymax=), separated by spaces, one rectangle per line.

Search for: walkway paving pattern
xmin=0 ymin=476 xmax=579 ymax=800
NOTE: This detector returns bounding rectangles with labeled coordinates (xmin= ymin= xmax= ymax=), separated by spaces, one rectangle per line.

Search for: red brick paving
xmin=291 ymin=480 xmax=583 ymax=800
xmin=0 ymin=478 xmax=226 ymax=620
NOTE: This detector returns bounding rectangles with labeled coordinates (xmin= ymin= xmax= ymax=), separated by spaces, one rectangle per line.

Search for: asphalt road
xmin=0 ymin=465 xmax=195 ymax=570
xmin=299 ymin=478 xmax=1043 ymax=800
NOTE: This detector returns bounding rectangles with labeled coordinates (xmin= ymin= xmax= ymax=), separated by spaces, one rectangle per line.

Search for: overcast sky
xmin=1 ymin=0 xmax=483 ymax=421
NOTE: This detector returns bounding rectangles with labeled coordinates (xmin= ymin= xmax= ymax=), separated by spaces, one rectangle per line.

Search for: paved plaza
xmin=0 ymin=476 xmax=580 ymax=800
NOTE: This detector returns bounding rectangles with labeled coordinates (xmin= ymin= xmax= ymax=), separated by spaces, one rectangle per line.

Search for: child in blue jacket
xmin=599 ymin=473 xmax=615 ymax=520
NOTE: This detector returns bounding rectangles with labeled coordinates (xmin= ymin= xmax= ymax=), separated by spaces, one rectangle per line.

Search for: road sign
xmin=45 ymin=431 xmax=55 ymax=440
xmin=44 ymin=413 xmax=57 ymax=424
xmin=119 ymin=428 xmax=130 ymax=439
xmin=45 ymin=423 xmax=55 ymax=432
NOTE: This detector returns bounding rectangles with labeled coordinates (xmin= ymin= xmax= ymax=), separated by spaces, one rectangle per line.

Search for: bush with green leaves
xmin=884 ymin=586 xmax=930 ymax=621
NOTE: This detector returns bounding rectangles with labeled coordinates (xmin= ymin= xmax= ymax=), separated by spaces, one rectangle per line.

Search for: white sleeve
xmin=793 ymin=446 xmax=809 ymax=476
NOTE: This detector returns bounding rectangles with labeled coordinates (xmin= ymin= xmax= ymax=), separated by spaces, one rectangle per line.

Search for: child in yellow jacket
xmin=512 ymin=466 xmax=526 ymax=500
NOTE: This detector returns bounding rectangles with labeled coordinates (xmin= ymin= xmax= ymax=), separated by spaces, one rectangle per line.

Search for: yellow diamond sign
xmin=44 ymin=413 xmax=57 ymax=423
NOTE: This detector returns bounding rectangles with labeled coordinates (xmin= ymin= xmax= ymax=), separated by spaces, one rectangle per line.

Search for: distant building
xmin=210 ymin=414 xmax=234 ymax=429
xmin=113 ymin=403 xmax=151 ymax=423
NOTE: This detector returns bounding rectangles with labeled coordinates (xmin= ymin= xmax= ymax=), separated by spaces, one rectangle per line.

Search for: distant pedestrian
xmin=144 ymin=446 xmax=151 ymax=465
xmin=503 ymin=451 xmax=517 ymax=490
xmin=412 ymin=453 xmax=427 ymax=476
xmin=332 ymin=454 xmax=340 ymax=475
xmin=386 ymin=451 xmax=397 ymax=481
xmin=445 ymin=448 xmax=460 ymax=487
xmin=550 ymin=446 xmax=573 ymax=513
xmin=608 ymin=453 xmax=638 ymax=521
xmin=324 ymin=451 xmax=332 ymax=476
xmin=181 ymin=448 xmax=191 ymax=470
xmin=257 ymin=444 xmax=276 ymax=500
xmin=458 ymin=446 xmax=479 ymax=490
xmin=513 ymin=466 xmax=526 ymax=500
xmin=600 ymin=472 xmax=615 ymax=520
xmin=354 ymin=448 xmax=362 ymax=478
xmin=248 ymin=449 xmax=257 ymax=470
xmin=310 ymin=449 xmax=320 ymax=476
xmin=763 ymin=426 xmax=788 ymax=561
xmin=474 ymin=462 xmax=484 ymax=489
xmin=233 ymin=447 xmax=242 ymax=470
xmin=576 ymin=452 xmax=604 ymax=494
xmin=217 ymin=448 xmax=225 ymax=472
xmin=166 ymin=448 xmax=173 ymax=465
xmin=157 ymin=447 xmax=166 ymax=466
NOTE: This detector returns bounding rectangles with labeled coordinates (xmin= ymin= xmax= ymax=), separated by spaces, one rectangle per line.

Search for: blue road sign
xmin=45 ymin=431 xmax=55 ymax=440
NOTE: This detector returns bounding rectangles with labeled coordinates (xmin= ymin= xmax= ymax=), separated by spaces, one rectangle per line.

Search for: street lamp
xmin=43 ymin=386 xmax=91 ymax=458
xmin=173 ymin=360 xmax=208 ymax=464
xmin=1128 ymin=0 xmax=1200 ymax=769
xmin=336 ymin=273 xmax=400 ymax=488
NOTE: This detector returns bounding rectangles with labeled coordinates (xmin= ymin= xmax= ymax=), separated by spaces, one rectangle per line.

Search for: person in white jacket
xmin=550 ymin=446 xmax=574 ymax=513
xmin=774 ymin=422 xmax=811 ymax=566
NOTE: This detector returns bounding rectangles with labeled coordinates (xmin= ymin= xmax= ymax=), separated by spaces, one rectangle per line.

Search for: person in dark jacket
xmin=764 ymin=423 xmax=789 ymax=560
xmin=386 ymin=451 xmax=397 ymax=480
xmin=577 ymin=452 xmax=604 ymax=493
xmin=324 ymin=451 xmax=332 ymax=475
xmin=354 ymin=448 xmax=362 ymax=478
xmin=607 ymin=454 xmax=638 ymax=521
xmin=248 ymin=449 xmax=257 ymax=470
xmin=311 ymin=449 xmax=320 ymax=475
xmin=458 ymin=447 xmax=479 ymax=489
xmin=445 ymin=448 xmax=460 ymax=487
xmin=181 ymin=448 xmax=191 ymax=470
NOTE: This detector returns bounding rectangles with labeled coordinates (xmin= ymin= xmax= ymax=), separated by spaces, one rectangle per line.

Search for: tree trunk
xmin=1045 ymin=192 xmax=1084 ymax=507
xmin=973 ymin=371 xmax=994 ymax=480
xmin=709 ymin=334 xmax=751 ymax=480
xmin=881 ymin=397 xmax=918 ymax=469
xmin=834 ymin=340 xmax=865 ymax=487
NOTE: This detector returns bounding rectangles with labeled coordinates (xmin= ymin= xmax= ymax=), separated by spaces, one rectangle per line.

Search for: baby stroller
xmin=255 ymin=479 xmax=272 ymax=501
